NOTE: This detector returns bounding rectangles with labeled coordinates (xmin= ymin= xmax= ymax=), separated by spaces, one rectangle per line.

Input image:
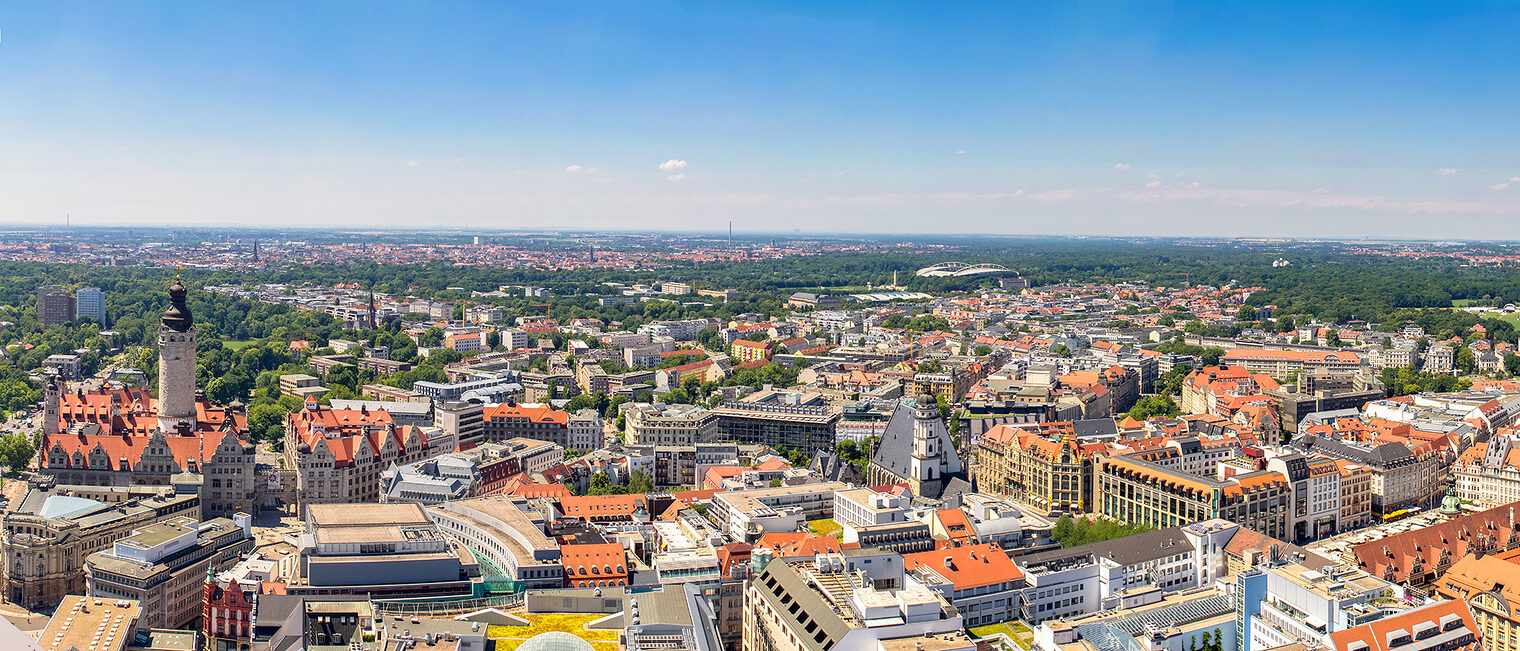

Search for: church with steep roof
xmin=864 ymin=394 xmax=972 ymax=505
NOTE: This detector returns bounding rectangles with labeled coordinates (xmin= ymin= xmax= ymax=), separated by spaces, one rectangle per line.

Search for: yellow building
xmin=975 ymin=423 xmax=1100 ymax=513
xmin=1437 ymin=552 xmax=1520 ymax=651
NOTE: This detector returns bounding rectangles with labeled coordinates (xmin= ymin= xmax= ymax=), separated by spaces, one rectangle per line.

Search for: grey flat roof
xmin=1020 ymin=527 xmax=1196 ymax=569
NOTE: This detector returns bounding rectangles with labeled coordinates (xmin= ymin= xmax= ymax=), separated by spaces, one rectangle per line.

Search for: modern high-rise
xmin=38 ymin=285 xmax=75 ymax=326
xmin=76 ymin=286 xmax=105 ymax=324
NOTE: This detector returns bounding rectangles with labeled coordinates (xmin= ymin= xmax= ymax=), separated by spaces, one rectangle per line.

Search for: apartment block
xmin=625 ymin=402 xmax=718 ymax=446
xmin=84 ymin=514 xmax=254 ymax=630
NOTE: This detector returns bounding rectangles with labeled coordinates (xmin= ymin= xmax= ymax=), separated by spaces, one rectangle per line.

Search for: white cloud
xmin=1175 ymin=171 xmax=1186 ymax=177
xmin=667 ymin=173 xmax=686 ymax=182
xmin=1437 ymin=167 xmax=1461 ymax=175
xmin=455 ymin=158 xmax=464 ymax=163
xmin=1111 ymin=163 xmax=1131 ymax=170
xmin=659 ymin=159 xmax=687 ymax=171
xmin=564 ymin=164 xmax=596 ymax=174
xmin=1492 ymin=178 xmax=1520 ymax=191
xmin=955 ymin=149 xmax=966 ymax=155
xmin=1145 ymin=180 xmax=1162 ymax=189
xmin=407 ymin=160 xmax=420 ymax=167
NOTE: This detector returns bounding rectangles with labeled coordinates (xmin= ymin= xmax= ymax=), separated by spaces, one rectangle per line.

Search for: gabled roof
xmin=482 ymin=402 xmax=568 ymax=425
xmin=1222 ymin=526 xmax=1336 ymax=570
xmin=1353 ymin=500 xmax=1520 ymax=583
xmin=755 ymin=532 xmax=844 ymax=557
xmin=556 ymin=494 xmax=647 ymax=519
xmin=1019 ymin=527 xmax=1196 ymax=569
xmin=560 ymin=543 xmax=628 ymax=578
xmin=44 ymin=429 xmax=239 ymax=471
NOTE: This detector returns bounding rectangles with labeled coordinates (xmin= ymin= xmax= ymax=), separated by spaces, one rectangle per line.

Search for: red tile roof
xmin=482 ymin=402 xmax=568 ymax=425
xmin=556 ymin=494 xmax=647 ymax=520
xmin=1328 ymin=600 xmax=1478 ymax=651
xmin=1353 ymin=500 xmax=1520 ymax=584
xmin=560 ymin=543 xmax=628 ymax=583
xmin=755 ymin=532 xmax=844 ymax=557
xmin=904 ymin=543 xmax=1024 ymax=590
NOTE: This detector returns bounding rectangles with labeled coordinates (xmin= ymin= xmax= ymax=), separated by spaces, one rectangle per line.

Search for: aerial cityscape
xmin=1 ymin=3 xmax=1519 ymax=651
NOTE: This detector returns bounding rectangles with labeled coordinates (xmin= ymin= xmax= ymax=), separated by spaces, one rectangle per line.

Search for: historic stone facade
xmin=38 ymin=282 xmax=258 ymax=517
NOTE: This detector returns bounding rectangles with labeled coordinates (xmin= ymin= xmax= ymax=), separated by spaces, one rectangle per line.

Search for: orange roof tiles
xmin=483 ymin=403 xmax=568 ymax=425
xmin=560 ymin=542 xmax=628 ymax=580
xmin=557 ymin=494 xmax=647 ymax=520
xmin=1353 ymin=500 xmax=1520 ymax=584
xmin=1328 ymin=600 xmax=1478 ymax=651
xmin=904 ymin=543 xmax=1024 ymax=591
xmin=935 ymin=508 xmax=974 ymax=541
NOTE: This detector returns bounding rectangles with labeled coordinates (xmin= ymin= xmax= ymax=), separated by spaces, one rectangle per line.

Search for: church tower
xmin=906 ymin=393 xmax=964 ymax=496
xmin=157 ymin=279 xmax=197 ymax=431
xmin=909 ymin=394 xmax=941 ymax=486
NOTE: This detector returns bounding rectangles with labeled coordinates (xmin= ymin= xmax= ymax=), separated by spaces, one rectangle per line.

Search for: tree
xmin=769 ymin=478 xmax=783 ymax=487
xmin=248 ymin=402 xmax=288 ymax=442
xmin=206 ymin=373 xmax=249 ymax=405
xmin=1200 ymin=347 xmax=1225 ymax=367
xmin=1237 ymin=305 xmax=1257 ymax=321
xmin=563 ymin=393 xmax=597 ymax=412
xmin=0 ymin=432 xmax=35 ymax=474
xmin=1457 ymin=346 xmax=1477 ymax=374
xmin=697 ymin=328 xmax=725 ymax=351
xmin=1050 ymin=515 xmax=1151 ymax=547
xmin=628 ymin=468 xmax=654 ymax=494
xmin=588 ymin=471 xmax=629 ymax=495
xmin=1125 ymin=395 xmax=1181 ymax=421
xmin=1161 ymin=364 xmax=1192 ymax=396
xmin=1052 ymin=344 xmax=1072 ymax=358
xmin=973 ymin=344 xmax=993 ymax=357
xmin=1505 ymin=353 xmax=1520 ymax=377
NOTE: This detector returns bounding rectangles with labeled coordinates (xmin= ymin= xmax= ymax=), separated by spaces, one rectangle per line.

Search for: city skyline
xmin=1 ymin=2 xmax=1517 ymax=236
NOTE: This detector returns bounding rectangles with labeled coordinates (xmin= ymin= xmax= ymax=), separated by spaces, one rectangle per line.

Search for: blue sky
xmin=1 ymin=2 xmax=1517 ymax=237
